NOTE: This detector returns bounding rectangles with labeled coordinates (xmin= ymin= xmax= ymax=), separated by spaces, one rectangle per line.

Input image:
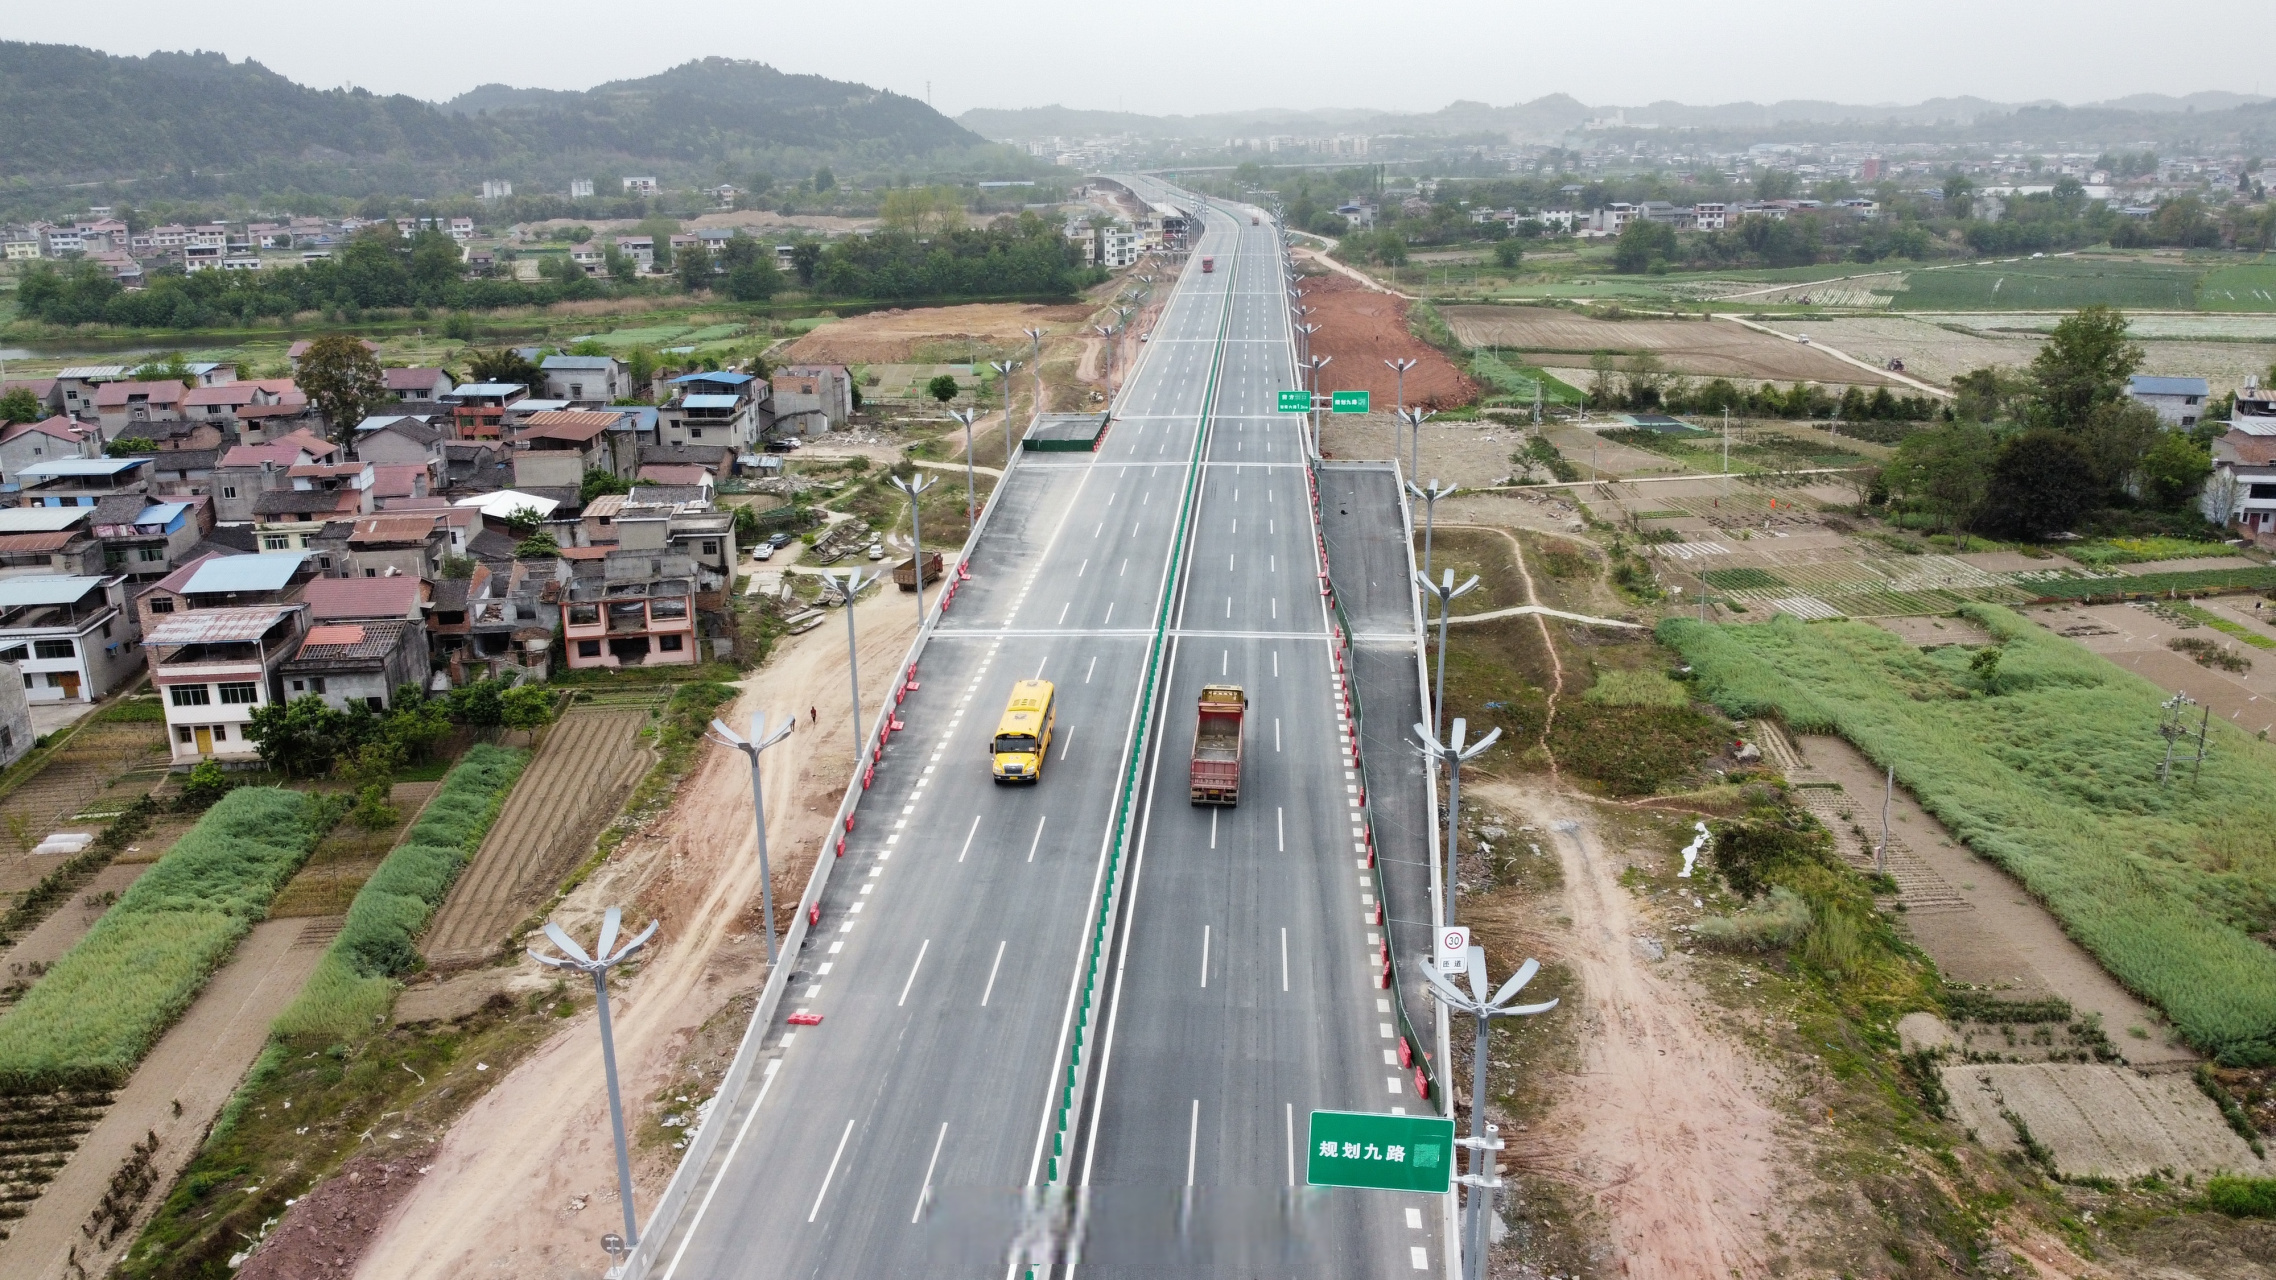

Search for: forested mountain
xmin=0 ymin=44 xmax=997 ymax=203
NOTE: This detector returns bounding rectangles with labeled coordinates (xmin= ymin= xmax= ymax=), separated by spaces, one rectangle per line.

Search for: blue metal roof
xmin=183 ymin=552 xmax=306 ymax=595
xmin=134 ymin=502 xmax=191 ymax=526
xmin=681 ymin=395 xmax=742 ymax=410
xmin=670 ymin=371 xmax=755 ymax=386
xmin=16 ymin=457 xmax=149 ymax=478
xmin=542 ymin=355 xmax=619 ymax=370
xmin=2129 ymin=375 xmax=2209 ymax=397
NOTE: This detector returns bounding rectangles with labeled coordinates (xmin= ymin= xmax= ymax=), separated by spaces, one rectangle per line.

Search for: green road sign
xmin=1306 ymin=1109 xmax=1454 ymax=1193
xmin=1331 ymin=390 xmax=1371 ymax=413
xmin=1278 ymin=389 xmax=1312 ymax=413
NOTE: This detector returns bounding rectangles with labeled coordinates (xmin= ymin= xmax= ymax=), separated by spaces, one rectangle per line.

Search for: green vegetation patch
xmin=274 ymin=746 xmax=528 ymax=1042
xmin=2169 ymin=601 xmax=2276 ymax=651
xmin=2065 ymin=536 xmax=2235 ymax=569
xmin=1548 ymin=700 xmax=1726 ymax=795
xmin=1698 ymin=567 xmax=1786 ymax=590
xmin=1662 ymin=605 xmax=2276 ymax=1061
xmin=0 ymin=789 xmax=321 ymax=1093
xmin=1582 ymin=668 xmax=1692 ymax=708
xmin=2198 ymin=262 xmax=2276 ymax=314
xmin=2030 ymin=566 xmax=2276 ymax=601
xmin=1894 ymin=258 xmax=2201 ymax=312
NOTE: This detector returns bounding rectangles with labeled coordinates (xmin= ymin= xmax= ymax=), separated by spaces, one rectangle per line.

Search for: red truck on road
xmin=1189 ymin=685 xmax=1245 ymax=804
xmin=1201 ymin=255 xmax=1215 ymax=273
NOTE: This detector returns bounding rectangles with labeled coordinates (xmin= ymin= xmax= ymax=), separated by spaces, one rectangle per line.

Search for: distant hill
xmin=0 ymin=43 xmax=994 ymax=198
xmin=961 ymin=91 xmax=2276 ymax=149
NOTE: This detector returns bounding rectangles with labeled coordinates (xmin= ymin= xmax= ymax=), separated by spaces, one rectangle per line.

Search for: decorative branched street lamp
xmin=529 ymin=907 xmax=660 ymax=1258
xmin=1421 ymin=946 xmax=1557 ymax=1280
xmin=705 ymin=712 xmax=795 ymax=964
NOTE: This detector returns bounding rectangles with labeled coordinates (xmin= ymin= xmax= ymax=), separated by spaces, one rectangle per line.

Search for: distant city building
xmin=569 ymin=178 xmax=595 ymax=199
xmin=623 ymin=177 xmax=659 ymax=197
xmin=481 ymin=179 xmax=513 ymax=200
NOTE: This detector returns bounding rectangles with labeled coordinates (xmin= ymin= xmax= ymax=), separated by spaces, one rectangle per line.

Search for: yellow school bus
xmin=991 ymin=679 xmax=1056 ymax=783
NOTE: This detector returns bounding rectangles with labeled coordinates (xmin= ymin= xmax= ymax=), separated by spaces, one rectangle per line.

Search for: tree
xmin=1941 ymin=173 xmax=1976 ymax=218
xmin=926 ymin=373 xmax=961 ymax=407
xmin=503 ymin=505 xmax=547 ymax=539
xmin=105 ymin=436 xmax=156 ymax=457
xmin=677 ymin=246 xmax=714 ymax=293
xmin=2140 ymin=430 xmax=2213 ymax=508
xmin=2076 ymin=397 xmax=2163 ymax=497
xmin=515 ymin=530 xmax=560 ymax=557
xmin=719 ymin=235 xmax=782 ymax=301
xmin=1982 ymin=429 xmax=2096 ymax=539
xmin=1612 ymin=217 xmax=1677 ymax=273
xmin=466 ymin=347 xmax=543 ymax=388
xmin=244 ymin=694 xmax=353 ymax=777
xmin=1493 ymin=239 xmax=1524 ymax=270
xmin=812 ymin=166 xmax=836 ymax=194
xmin=129 ymin=351 xmax=196 ymax=387
xmin=1970 ymin=646 xmax=2003 ymax=693
xmin=1951 ymin=366 xmax=2028 ymax=423
xmin=0 ymin=388 xmax=42 ymax=424
xmin=297 ymin=333 xmax=386 ymax=442
xmin=1888 ymin=421 xmax=1997 ymax=539
xmin=2030 ymin=305 xmax=2142 ymax=430
xmin=581 ymin=467 xmax=632 ymax=505
xmin=500 ymin=684 xmax=557 ymax=732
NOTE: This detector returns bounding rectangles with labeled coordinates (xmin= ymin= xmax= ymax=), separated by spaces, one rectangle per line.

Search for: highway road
xmin=646 ymin=184 xmax=1432 ymax=1280
xmin=648 ymin=187 xmax=1249 ymax=1278
xmin=1064 ymin=191 xmax=1440 ymax=1277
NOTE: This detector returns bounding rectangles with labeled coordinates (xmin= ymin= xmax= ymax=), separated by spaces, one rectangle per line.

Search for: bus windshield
xmin=994 ymin=734 xmax=1039 ymax=755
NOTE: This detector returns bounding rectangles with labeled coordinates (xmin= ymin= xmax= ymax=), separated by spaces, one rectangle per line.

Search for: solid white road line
xmin=1186 ymin=1099 xmax=1200 ymax=1188
xmin=658 ymin=1059 xmax=782 ymax=1280
xmin=1281 ymin=927 xmax=1289 ymax=991
xmin=1060 ymin=725 xmax=1077 ymax=759
xmin=1086 ymin=654 xmax=1098 ymax=683
xmin=897 ymin=939 xmax=930 ymax=1006
xmin=1209 ymin=808 xmax=1217 ymax=849
xmin=982 ymin=939 xmax=1006 ymax=1006
xmin=1200 ymin=924 xmax=1210 ymax=988
xmin=1285 ymin=1103 xmax=1295 ymax=1187
xmin=913 ymin=1122 xmax=948 ymax=1223
xmin=957 ymin=815 xmax=980 ymax=863
xmin=1027 ymin=814 xmax=1047 ymax=863
xmin=1277 ymin=806 xmax=1284 ymax=851
xmin=807 ymin=1118 xmax=856 ymax=1223
xmin=1275 ymin=718 xmax=1281 ymax=751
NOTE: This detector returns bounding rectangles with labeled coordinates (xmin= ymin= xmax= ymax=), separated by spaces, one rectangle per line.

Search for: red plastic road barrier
xmin=787 ymin=1012 xmax=824 ymax=1026
xmin=863 ymin=766 xmax=874 ymax=789
xmin=1373 ymin=901 xmax=1384 ymax=925
xmin=845 ymin=814 xmax=856 ymax=832
xmin=836 ymin=837 xmax=845 ymax=858
xmin=906 ymin=678 xmax=921 ymax=691
xmin=896 ymin=686 xmax=906 ymax=706
xmin=1413 ymin=1067 xmax=1429 ymax=1099
xmin=889 ymin=717 xmax=905 ymax=731
xmin=958 ymin=564 xmax=972 ymax=581
xmin=1398 ymin=1037 xmax=1413 ymax=1069
xmin=808 ymin=902 xmax=821 ymax=926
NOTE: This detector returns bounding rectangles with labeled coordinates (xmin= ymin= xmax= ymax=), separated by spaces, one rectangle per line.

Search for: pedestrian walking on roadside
xmin=810 ymin=705 xmax=818 ymax=725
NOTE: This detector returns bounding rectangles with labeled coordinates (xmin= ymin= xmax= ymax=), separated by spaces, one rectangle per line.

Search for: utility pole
xmin=705 ymin=712 xmax=795 ymax=964
xmin=529 ymin=908 xmax=659 ymax=1259
xmin=888 ymin=473 xmax=936 ymax=636
xmin=1422 ymin=948 xmax=1558 ymax=1280
xmin=1415 ymin=568 xmax=1479 ymax=743
xmin=1414 ymin=716 xmax=1498 ymax=926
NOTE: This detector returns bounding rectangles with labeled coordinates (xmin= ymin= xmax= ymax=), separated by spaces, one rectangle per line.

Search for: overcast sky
xmin=13 ymin=0 xmax=2272 ymax=117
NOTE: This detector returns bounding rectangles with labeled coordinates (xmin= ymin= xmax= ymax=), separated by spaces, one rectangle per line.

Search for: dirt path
xmin=0 ymin=918 xmax=329 ymax=1280
xmin=353 ymin=584 xmax=931 ymax=1280
xmin=1477 ymin=780 xmax=1785 ymax=1279
xmin=1294 ymin=243 xmax=1417 ymax=300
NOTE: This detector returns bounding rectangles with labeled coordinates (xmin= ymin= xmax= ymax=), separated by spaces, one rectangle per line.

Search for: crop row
xmin=1664 ymin=606 xmax=2276 ymax=1062
xmin=2030 ymin=566 xmax=2276 ymax=601
xmin=0 ymin=790 xmax=321 ymax=1094
xmin=272 ymin=745 xmax=528 ymax=1042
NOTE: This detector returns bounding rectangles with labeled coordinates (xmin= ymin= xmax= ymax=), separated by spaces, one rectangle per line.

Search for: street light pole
xmin=1405 ymin=479 xmax=1457 ymax=588
xmin=704 ymin=712 xmax=795 ymax=965
xmin=1414 ymin=716 xmax=1497 ymax=928
xmin=825 ymin=569 xmax=878 ymax=764
xmin=1421 ymin=946 xmax=1557 ymax=1280
xmin=1095 ymin=324 xmax=1116 ymax=402
xmin=1415 ymin=568 xmax=1479 ymax=743
xmin=1306 ymin=354 xmax=1332 ymax=458
xmin=1385 ymin=357 xmax=1417 ymax=419
xmin=989 ymin=359 xmax=1018 ymax=463
xmin=1022 ymin=327 xmax=1046 ymax=417
xmin=1399 ymin=407 xmax=1434 ymax=480
xmin=888 ymin=473 xmax=936 ymax=635
xmin=529 ymin=908 xmax=660 ymax=1259
xmin=950 ymin=406 xmax=979 ymax=520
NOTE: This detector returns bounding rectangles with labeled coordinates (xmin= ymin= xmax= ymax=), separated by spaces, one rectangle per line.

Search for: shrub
xmin=1693 ymin=886 xmax=1812 ymax=950
xmin=271 ymin=745 xmax=527 ymax=1041
xmin=1662 ymin=605 xmax=2276 ymax=1060
xmin=1548 ymin=701 xmax=1724 ymax=796
xmin=0 ymin=789 xmax=317 ymax=1093
xmin=1583 ymin=669 xmax=1691 ymax=709
xmin=2206 ymin=1176 xmax=2276 ymax=1218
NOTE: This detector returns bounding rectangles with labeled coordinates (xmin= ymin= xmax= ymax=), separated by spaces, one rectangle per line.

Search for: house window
xmin=223 ymin=485 xmax=238 ymax=498
xmin=569 ymin=604 xmax=600 ymax=627
xmin=211 ymin=724 xmax=227 ymax=741
xmin=177 ymin=725 xmax=195 ymax=744
xmin=577 ymin=639 xmax=601 ymax=658
xmin=570 ymin=383 xmax=584 ymax=398
xmin=650 ymin=598 xmax=688 ymax=620
xmin=659 ymin=634 xmax=683 ymax=652
xmin=366 ymin=696 xmax=384 ymax=712
xmin=0 ymin=646 xmax=20 ymax=662
xmin=101 ymin=621 xmax=112 ymax=638
xmin=690 ymin=428 xmax=704 ymax=439
xmin=263 ymin=535 xmax=291 ymax=550
xmin=218 ymin=682 xmax=260 ymax=705
xmin=149 ymin=597 xmax=174 ymax=613
xmin=137 ymin=547 xmax=164 ymax=562
xmin=365 ymin=568 xmax=377 ymax=577
xmin=702 ymin=540 xmax=720 ymax=556
xmin=170 ymin=684 xmax=212 ymax=706
xmin=32 ymin=639 xmax=74 ymax=660
xmin=291 ymin=680 xmax=304 ymax=691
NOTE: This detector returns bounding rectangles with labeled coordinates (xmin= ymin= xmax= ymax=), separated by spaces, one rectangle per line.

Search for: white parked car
xmin=867 ymin=542 xmax=886 ymax=561
xmin=753 ymin=543 xmax=777 ymax=561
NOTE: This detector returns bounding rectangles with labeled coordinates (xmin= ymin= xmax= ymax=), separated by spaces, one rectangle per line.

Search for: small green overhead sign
xmin=1331 ymin=390 xmax=1371 ymax=413
xmin=1278 ymin=389 xmax=1312 ymax=413
xmin=1306 ymin=1109 xmax=1455 ymax=1193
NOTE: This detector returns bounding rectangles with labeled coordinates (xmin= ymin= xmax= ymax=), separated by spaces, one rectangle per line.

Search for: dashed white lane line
xmin=982 ymin=939 xmax=1007 ymax=1006
xmin=1026 ymin=814 xmax=1048 ymax=863
xmin=806 ymin=1118 xmax=856 ymax=1223
xmin=913 ymin=1122 xmax=948 ymax=1223
xmin=897 ymin=938 xmax=930 ymax=1006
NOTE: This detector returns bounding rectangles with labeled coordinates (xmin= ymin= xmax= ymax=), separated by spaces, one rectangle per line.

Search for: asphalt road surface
xmin=649 ymin=186 xmax=1432 ymax=1280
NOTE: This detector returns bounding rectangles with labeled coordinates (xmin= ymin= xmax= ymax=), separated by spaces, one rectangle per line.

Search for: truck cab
xmin=992 ymin=679 xmax=1056 ymax=783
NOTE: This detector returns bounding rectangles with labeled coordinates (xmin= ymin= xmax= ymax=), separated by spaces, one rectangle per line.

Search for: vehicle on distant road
xmin=1202 ymin=256 xmax=1215 ymax=273
xmin=867 ymin=541 xmax=885 ymax=561
xmin=992 ymin=679 xmax=1056 ymax=783
xmin=1190 ymin=684 xmax=1245 ymax=804
xmin=895 ymin=551 xmax=942 ymax=591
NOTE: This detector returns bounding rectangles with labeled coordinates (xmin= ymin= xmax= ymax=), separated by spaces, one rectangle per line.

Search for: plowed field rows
xmin=1441 ymin=305 xmax=1898 ymax=385
xmin=420 ymin=710 xmax=652 ymax=967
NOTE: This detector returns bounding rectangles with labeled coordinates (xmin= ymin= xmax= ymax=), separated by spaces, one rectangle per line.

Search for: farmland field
xmin=1439 ymin=306 xmax=1898 ymax=384
xmin=1755 ymin=314 xmax=2276 ymax=393
xmin=1665 ymin=605 xmax=2276 ymax=1061
xmin=2200 ymin=261 xmax=2276 ymax=313
xmin=1892 ymin=257 xmax=2207 ymax=312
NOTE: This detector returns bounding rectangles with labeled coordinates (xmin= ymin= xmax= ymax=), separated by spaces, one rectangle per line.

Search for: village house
xmin=442 ymin=382 xmax=527 ymax=441
xmin=211 ymin=431 xmax=343 ymax=524
xmin=2127 ymin=375 xmax=2212 ymax=429
xmin=0 ymin=508 xmax=105 ymax=580
xmin=659 ymin=371 xmax=761 ymax=449
xmin=770 ymin=364 xmax=853 ymax=436
xmin=384 ymin=367 xmax=455 ymax=406
xmin=16 ymin=457 xmax=152 ymax=508
xmin=540 ymin=355 xmax=630 ymax=406
xmin=0 ymin=417 xmax=98 ymax=484
xmin=146 ymin=603 xmax=308 ymax=765
xmin=280 ymin=618 xmax=426 ymax=713
xmin=253 ymin=462 xmax=375 ymax=552
xmin=93 ymin=380 xmax=189 ymax=434
xmin=0 ymin=574 xmax=140 ymax=705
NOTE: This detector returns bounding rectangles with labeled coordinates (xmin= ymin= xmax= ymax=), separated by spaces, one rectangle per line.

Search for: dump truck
xmin=1201 ymin=255 xmax=1215 ymax=273
xmin=1189 ymin=684 xmax=1245 ymax=805
xmin=894 ymin=551 xmax=943 ymax=592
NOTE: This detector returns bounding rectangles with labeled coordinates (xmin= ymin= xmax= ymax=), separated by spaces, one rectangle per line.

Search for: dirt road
xmin=354 ymin=583 xmax=930 ymax=1280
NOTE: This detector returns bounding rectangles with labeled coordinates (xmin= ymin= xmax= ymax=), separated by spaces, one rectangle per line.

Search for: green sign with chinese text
xmin=1331 ymin=390 xmax=1371 ymax=413
xmin=1278 ymin=389 xmax=1312 ymax=413
xmin=1306 ymin=1109 xmax=1454 ymax=1193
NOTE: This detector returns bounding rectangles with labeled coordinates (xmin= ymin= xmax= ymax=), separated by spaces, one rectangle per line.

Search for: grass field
xmin=1894 ymin=258 xmax=2206 ymax=312
xmin=2201 ymin=261 xmax=2276 ymax=313
xmin=1664 ymin=605 xmax=2276 ymax=1061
